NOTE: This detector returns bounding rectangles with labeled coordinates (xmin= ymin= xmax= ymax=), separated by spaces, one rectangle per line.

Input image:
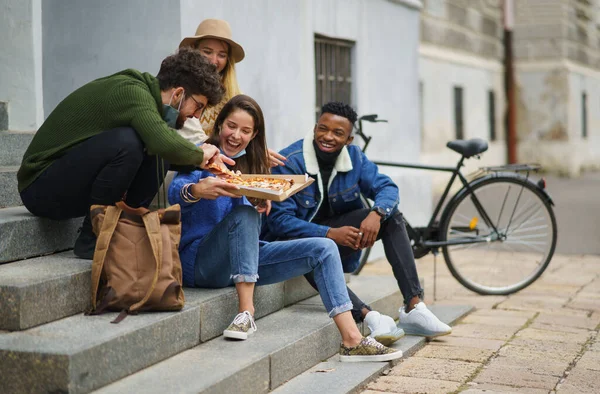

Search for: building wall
xmin=0 ymin=0 xmax=43 ymax=131
xmin=418 ymin=0 xmax=506 ymax=192
xmin=513 ymin=0 xmax=600 ymax=175
xmin=41 ymin=0 xmax=181 ymax=116
xmin=180 ymin=0 xmax=422 ymax=160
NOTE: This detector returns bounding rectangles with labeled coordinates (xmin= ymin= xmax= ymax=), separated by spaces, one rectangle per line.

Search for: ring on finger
xmin=358 ymin=232 xmax=363 ymax=237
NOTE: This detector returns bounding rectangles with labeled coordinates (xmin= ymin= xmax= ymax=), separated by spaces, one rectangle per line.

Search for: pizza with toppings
xmin=206 ymin=162 xmax=299 ymax=197
xmin=223 ymin=176 xmax=294 ymax=194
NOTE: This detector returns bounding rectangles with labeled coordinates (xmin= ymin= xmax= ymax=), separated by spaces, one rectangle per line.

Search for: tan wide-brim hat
xmin=179 ymin=19 xmax=245 ymax=63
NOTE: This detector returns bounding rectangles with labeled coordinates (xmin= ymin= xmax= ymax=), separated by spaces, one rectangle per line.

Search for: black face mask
xmin=313 ymin=140 xmax=342 ymax=166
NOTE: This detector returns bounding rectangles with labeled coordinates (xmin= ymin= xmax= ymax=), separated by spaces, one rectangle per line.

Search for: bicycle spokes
xmin=442 ymin=177 xmax=556 ymax=295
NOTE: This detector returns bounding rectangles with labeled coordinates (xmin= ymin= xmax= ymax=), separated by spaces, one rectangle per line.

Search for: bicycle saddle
xmin=447 ymin=138 xmax=488 ymax=158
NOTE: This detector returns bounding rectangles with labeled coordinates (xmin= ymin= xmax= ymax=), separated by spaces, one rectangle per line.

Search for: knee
xmin=313 ymin=238 xmax=340 ymax=263
xmin=232 ymin=205 xmax=260 ymax=228
xmin=107 ymin=127 xmax=144 ymax=157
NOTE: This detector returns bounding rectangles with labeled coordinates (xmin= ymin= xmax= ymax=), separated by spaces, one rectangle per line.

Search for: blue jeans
xmin=194 ymin=205 xmax=353 ymax=317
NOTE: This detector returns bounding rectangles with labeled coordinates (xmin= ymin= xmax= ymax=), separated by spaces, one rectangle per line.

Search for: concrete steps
xmin=0 ymin=253 xmax=317 ymax=332
xmin=0 ymin=275 xmax=395 ymax=394
xmin=0 ymin=252 xmax=90 ymax=330
xmin=272 ymin=304 xmax=473 ymax=394
xmin=0 ymin=276 xmax=319 ymax=394
xmin=0 ymin=206 xmax=81 ymax=263
xmin=92 ymin=276 xmax=403 ymax=394
xmin=0 ymin=131 xmax=34 ymax=167
xmin=0 ymin=165 xmax=20 ymax=207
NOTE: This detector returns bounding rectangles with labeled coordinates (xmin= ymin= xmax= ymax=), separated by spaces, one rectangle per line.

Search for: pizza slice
xmin=207 ymin=162 xmax=242 ymax=181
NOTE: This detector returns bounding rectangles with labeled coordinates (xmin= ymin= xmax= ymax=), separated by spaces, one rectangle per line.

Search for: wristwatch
xmin=372 ymin=206 xmax=386 ymax=219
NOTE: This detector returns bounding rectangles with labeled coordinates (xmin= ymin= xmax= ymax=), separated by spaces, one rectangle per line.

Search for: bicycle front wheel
xmin=441 ymin=175 xmax=557 ymax=295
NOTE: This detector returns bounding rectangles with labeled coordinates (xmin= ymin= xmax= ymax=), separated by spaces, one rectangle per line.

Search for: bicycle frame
xmin=372 ymin=158 xmax=497 ymax=249
xmin=354 ymin=116 xmax=507 ymax=250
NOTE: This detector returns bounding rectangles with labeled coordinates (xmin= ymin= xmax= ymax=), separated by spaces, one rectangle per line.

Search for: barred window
xmin=314 ymin=35 xmax=354 ymax=120
xmin=488 ymin=90 xmax=496 ymax=142
xmin=454 ymin=86 xmax=464 ymax=140
xmin=582 ymin=92 xmax=588 ymax=139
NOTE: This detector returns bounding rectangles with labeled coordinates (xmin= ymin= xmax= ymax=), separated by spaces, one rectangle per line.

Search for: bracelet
xmin=180 ymin=183 xmax=201 ymax=203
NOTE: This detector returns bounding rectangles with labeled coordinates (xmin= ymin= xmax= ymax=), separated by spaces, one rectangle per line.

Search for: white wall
xmin=180 ymin=0 xmax=314 ymax=152
xmin=41 ymin=0 xmax=181 ymax=115
xmin=419 ymin=45 xmax=506 ymax=192
xmin=0 ymin=0 xmax=43 ymax=130
xmin=180 ymin=0 xmax=422 ymax=159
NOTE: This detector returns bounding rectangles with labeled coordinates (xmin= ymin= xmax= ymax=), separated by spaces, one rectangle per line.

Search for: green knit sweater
xmin=18 ymin=69 xmax=205 ymax=192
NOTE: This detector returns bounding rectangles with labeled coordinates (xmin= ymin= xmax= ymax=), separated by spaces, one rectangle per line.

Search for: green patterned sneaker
xmin=223 ymin=311 xmax=257 ymax=340
xmin=339 ymin=337 xmax=403 ymax=362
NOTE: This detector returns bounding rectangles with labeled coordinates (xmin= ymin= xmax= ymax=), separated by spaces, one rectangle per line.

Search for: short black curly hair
xmin=156 ymin=47 xmax=224 ymax=106
xmin=320 ymin=102 xmax=358 ymax=126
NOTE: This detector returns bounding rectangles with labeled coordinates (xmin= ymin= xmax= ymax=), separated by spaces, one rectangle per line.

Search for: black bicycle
xmin=353 ymin=114 xmax=557 ymax=296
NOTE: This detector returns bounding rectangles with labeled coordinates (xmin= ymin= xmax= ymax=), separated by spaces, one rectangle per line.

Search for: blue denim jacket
xmin=262 ymin=134 xmax=400 ymax=251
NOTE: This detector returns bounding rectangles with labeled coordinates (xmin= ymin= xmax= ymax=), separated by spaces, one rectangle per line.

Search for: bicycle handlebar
xmin=359 ymin=114 xmax=388 ymax=123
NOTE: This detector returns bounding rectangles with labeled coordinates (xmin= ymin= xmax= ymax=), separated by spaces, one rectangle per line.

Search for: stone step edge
xmin=0 ymin=279 xmax=296 ymax=394
xmin=272 ymin=304 xmax=474 ymax=394
xmin=0 ymin=206 xmax=82 ymax=264
xmin=91 ymin=275 xmax=403 ymax=394
xmin=0 ymin=250 xmax=317 ymax=331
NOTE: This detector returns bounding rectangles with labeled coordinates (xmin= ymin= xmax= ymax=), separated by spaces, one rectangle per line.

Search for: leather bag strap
xmin=128 ymin=211 xmax=163 ymax=312
xmin=90 ymin=205 xmax=122 ymax=310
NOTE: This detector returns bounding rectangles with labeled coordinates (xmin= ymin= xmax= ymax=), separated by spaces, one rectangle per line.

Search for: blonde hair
xmin=222 ymin=56 xmax=241 ymax=98
xmin=193 ymin=39 xmax=242 ymax=134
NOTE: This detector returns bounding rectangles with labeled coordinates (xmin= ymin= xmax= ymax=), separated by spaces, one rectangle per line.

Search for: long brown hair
xmin=208 ymin=95 xmax=270 ymax=175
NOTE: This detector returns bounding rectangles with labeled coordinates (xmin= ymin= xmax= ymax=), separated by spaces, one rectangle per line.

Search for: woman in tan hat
xmin=178 ymin=19 xmax=286 ymax=167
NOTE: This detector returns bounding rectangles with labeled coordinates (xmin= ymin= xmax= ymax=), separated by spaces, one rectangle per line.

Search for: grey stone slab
xmin=283 ymin=275 xmax=318 ymax=306
xmin=0 ymin=252 xmax=90 ymax=330
xmin=0 ymin=166 xmax=20 ymax=207
xmin=0 ymin=131 xmax=34 ymax=166
xmin=0 ymin=206 xmax=81 ymax=263
xmin=272 ymin=303 xmax=474 ymax=394
xmin=0 ymin=306 xmax=202 ymax=394
xmin=95 ymin=305 xmax=339 ymax=394
xmin=186 ymin=282 xmax=285 ymax=342
xmin=93 ymin=275 xmax=402 ymax=394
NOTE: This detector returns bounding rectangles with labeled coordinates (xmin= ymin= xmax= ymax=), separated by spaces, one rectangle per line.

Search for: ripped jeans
xmin=193 ymin=205 xmax=352 ymax=317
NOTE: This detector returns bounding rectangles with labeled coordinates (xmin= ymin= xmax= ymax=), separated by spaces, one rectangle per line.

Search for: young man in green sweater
xmin=18 ymin=48 xmax=240 ymax=259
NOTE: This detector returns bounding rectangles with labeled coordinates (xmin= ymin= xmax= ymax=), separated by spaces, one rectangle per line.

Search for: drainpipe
xmin=504 ymin=0 xmax=517 ymax=164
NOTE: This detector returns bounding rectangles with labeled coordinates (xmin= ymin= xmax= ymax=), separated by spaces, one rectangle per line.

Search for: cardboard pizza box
xmin=230 ymin=174 xmax=314 ymax=202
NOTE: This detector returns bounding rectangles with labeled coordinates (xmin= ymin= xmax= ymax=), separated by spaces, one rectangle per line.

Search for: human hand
xmin=191 ymin=177 xmax=241 ymax=199
xmin=255 ymin=200 xmax=272 ymax=215
xmin=326 ymin=226 xmax=362 ymax=249
xmin=268 ymin=148 xmax=287 ymax=167
xmin=359 ymin=212 xmax=381 ymax=248
xmin=199 ymin=143 xmax=235 ymax=169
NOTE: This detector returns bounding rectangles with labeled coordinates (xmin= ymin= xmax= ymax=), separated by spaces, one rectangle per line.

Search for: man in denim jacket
xmin=262 ymin=102 xmax=451 ymax=338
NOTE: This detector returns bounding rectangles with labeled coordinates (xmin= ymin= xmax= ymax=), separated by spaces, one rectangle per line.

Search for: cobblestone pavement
xmin=360 ymin=252 xmax=600 ymax=394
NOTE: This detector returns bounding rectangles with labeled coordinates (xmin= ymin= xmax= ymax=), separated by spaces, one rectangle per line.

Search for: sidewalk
xmin=360 ymin=252 xmax=600 ymax=394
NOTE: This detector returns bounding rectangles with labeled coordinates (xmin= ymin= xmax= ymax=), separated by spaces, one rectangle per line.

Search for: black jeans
xmin=20 ymin=127 xmax=167 ymax=222
xmin=306 ymin=208 xmax=423 ymax=322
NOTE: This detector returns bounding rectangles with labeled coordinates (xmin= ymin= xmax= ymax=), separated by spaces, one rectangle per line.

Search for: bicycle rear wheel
xmin=440 ymin=175 xmax=557 ymax=295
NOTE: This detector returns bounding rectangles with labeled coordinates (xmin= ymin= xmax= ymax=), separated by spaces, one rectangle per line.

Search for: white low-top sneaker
xmin=398 ymin=302 xmax=452 ymax=337
xmin=364 ymin=310 xmax=405 ymax=346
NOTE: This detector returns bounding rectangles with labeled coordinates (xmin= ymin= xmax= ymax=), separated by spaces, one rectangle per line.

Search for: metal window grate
xmin=454 ymin=86 xmax=464 ymax=140
xmin=488 ymin=90 xmax=496 ymax=142
xmin=315 ymin=35 xmax=354 ymax=120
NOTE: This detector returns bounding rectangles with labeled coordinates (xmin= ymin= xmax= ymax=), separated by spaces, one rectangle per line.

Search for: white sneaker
xmin=398 ymin=302 xmax=452 ymax=337
xmin=223 ymin=311 xmax=257 ymax=340
xmin=364 ymin=311 xmax=405 ymax=346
